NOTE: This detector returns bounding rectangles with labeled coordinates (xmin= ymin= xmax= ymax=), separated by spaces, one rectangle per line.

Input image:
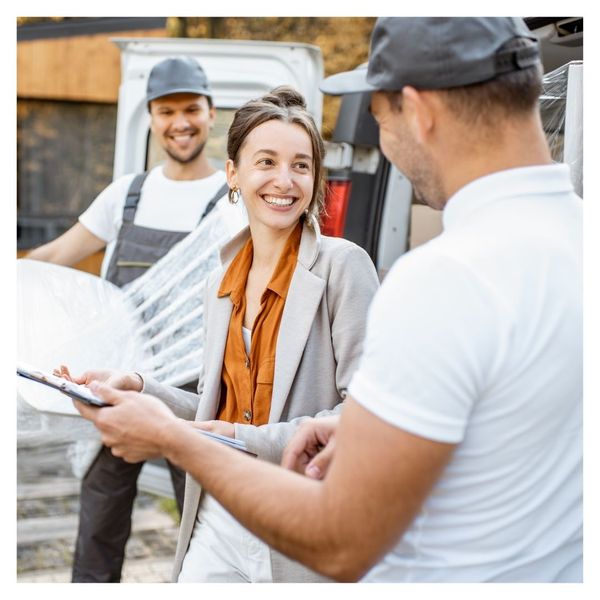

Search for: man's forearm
xmin=79 ymin=390 xmax=452 ymax=582
xmin=160 ymin=419 xmax=357 ymax=580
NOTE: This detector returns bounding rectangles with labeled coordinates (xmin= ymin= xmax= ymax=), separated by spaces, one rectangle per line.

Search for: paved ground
xmin=17 ymin=442 xmax=179 ymax=583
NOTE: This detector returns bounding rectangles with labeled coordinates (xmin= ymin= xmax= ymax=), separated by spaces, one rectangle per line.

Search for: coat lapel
xmin=195 ymin=292 xmax=232 ymax=421
xmin=269 ymin=220 xmax=325 ymax=422
xmin=194 ymin=227 xmax=250 ymax=421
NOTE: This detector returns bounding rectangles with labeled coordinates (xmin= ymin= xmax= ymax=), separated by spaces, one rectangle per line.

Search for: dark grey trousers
xmin=71 ymin=445 xmax=186 ymax=582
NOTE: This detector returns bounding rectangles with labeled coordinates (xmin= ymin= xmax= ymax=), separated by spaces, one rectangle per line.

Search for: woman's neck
xmin=249 ymin=221 xmax=299 ymax=273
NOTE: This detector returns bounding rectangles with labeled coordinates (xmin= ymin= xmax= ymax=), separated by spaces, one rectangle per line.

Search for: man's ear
xmin=148 ymin=103 xmax=158 ymax=134
xmin=208 ymin=105 xmax=217 ymax=128
xmin=402 ymin=86 xmax=435 ymax=145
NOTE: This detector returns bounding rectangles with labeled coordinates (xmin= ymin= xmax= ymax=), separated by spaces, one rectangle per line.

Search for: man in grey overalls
xmin=28 ymin=56 xmax=230 ymax=582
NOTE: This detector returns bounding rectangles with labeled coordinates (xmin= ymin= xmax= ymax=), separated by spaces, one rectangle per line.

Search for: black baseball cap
xmin=320 ymin=17 xmax=540 ymax=95
xmin=146 ymin=57 xmax=212 ymax=104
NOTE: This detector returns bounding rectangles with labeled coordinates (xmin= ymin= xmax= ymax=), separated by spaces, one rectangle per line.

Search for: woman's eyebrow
xmin=252 ymin=149 xmax=312 ymax=160
xmin=252 ymin=149 xmax=277 ymax=158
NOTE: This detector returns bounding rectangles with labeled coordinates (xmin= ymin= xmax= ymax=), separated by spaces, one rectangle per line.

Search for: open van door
xmin=112 ymin=37 xmax=323 ymax=178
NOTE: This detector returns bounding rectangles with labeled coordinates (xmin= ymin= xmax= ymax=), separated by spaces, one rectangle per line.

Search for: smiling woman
xmin=144 ymin=87 xmax=380 ymax=582
xmin=228 ymin=119 xmax=314 ymax=233
xmin=228 ymin=119 xmax=314 ymax=252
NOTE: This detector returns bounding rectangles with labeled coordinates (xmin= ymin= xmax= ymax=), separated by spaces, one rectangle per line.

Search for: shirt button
xmin=245 ymin=357 xmax=250 ymax=368
xmin=243 ymin=410 xmax=252 ymax=422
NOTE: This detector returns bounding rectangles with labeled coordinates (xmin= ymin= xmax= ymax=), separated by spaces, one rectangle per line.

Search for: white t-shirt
xmin=79 ymin=165 xmax=227 ymax=277
xmin=349 ymin=164 xmax=582 ymax=582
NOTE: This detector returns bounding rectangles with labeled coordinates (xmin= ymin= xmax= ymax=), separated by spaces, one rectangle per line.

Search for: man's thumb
xmin=88 ymin=381 xmax=120 ymax=405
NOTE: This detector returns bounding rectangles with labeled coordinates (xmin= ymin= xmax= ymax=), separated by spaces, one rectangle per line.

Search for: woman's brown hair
xmin=227 ymin=86 xmax=325 ymax=223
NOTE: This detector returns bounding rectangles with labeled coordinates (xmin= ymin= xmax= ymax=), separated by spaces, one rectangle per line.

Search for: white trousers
xmin=178 ymin=493 xmax=274 ymax=583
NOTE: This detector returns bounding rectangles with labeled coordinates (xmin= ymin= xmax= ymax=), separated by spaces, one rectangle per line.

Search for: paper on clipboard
xmin=17 ymin=363 xmax=108 ymax=407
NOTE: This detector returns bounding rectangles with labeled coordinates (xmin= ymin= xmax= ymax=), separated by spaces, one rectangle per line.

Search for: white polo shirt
xmin=349 ymin=164 xmax=582 ymax=582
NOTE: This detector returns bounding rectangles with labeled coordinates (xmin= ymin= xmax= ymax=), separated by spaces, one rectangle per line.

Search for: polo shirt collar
xmin=443 ymin=164 xmax=574 ymax=232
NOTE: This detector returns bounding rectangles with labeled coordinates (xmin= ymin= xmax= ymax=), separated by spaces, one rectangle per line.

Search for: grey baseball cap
xmin=146 ymin=57 xmax=212 ymax=104
xmin=320 ymin=17 xmax=540 ymax=95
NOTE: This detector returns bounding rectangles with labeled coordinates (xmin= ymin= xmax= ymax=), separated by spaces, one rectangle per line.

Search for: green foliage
xmin=158 ymin=497 xmax=180 ymax=524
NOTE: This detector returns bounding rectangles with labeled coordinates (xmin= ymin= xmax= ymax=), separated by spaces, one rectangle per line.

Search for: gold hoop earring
xmin=228 ymin=186 xmax=240 ymax=204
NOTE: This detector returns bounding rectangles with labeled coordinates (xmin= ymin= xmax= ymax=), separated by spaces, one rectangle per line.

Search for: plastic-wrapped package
xmin=17 ymin=197 xmax=247 ymax=470
xmin=123 ymin=202 xmax=242 ymax=386
xmin=17 ymin=259 xmax=149 ymax=449
xmin=17 ymin=260 xmax=140 ymax=472
xmin=540 ymin=61 xmax=583 ymax=196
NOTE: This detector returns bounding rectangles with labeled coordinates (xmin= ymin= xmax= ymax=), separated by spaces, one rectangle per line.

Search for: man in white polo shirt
xmin=73 ymin=18 xmax=583 ymax=582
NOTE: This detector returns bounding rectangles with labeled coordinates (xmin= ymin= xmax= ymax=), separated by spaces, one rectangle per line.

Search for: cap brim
xmin=319 ymin=67 xmax=377 ymax=96
xmin=146 ymin=87 xmax=212 ymax=102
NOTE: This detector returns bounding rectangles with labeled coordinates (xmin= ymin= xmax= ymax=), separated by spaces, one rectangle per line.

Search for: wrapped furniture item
xmin=540 ymin=61 xmax=583 ymax=196
xmin=17 ymin=199 xmax=247 ymax=475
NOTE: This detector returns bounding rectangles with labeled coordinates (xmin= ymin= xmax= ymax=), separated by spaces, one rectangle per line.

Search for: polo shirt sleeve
xmin=348 ymin=247 xmax=506 ymax=444
xmin=78 ymin=174 xmax=134 ymax=243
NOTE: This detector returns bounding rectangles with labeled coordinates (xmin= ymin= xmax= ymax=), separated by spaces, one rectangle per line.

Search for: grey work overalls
xmin=105 ymin=171 xmax=228 ymax=286
xmin=72 ymin=171 xmax=228 ymax=583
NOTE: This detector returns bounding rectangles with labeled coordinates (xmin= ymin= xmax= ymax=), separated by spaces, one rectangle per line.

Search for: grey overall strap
xmin=197 ymin=182 xmax=230 ymax=224
xmin=122 ymin=171 xmax=150 ymax=223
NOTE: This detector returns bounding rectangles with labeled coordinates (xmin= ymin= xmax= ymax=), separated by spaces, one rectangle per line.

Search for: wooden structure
xmin=18 ymin=18 xmax=168 ymax=103
xmin=17 ymin=18 xmax=168 ymax=274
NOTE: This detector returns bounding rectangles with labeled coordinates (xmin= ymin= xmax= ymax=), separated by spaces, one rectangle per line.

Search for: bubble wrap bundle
xmin=17 ymin=198 xmax=247 ymax=471
xmin=540 ymin=61 xmax=583 ymax=196
xmin=123 ymin=206 xmax=235 ymax=387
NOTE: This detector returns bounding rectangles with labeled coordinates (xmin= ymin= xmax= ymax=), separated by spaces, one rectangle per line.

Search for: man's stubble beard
xmin=400 ymin=139 xmax=447 ymax=211
xmin=164 ymin=139 xmax=208 ymax=165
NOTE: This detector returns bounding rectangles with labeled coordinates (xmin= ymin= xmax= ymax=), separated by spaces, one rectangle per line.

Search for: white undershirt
xmin=78 ymin=165 xmax=227 ymax=277
xmin=242 ymin=326 xmax=252 ymax=355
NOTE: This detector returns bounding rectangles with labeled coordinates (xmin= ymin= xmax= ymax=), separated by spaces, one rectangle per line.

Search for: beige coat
xmin=142 ymin=218 xmax=379 ymax=582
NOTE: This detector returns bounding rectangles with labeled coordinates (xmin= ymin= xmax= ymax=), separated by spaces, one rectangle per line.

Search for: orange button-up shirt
xmin=216 ymin=222 xmax=302 ymax=425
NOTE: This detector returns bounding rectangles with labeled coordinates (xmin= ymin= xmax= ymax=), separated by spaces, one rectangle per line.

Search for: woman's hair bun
xmin=263 ymin=86 xmax=307 ymax=110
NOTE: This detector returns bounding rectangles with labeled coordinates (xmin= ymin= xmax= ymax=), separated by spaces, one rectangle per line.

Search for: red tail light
xmin=321 ymin=180 xmax=352 ymax=237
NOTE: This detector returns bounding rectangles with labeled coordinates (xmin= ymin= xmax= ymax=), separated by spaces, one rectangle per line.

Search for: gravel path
xmin=17 ymin=442 xmax=179 ymax=583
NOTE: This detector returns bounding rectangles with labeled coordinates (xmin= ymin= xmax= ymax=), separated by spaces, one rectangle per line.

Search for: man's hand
xmin=53 ymin=365 xmax=143 ymax=392
xmin=191 ymin=420 xmax=235 ymax=439
xmin=281 ymin=416 xmax=339 ymax=480
xmin=72 ymin=382 xmax=179 ymax=463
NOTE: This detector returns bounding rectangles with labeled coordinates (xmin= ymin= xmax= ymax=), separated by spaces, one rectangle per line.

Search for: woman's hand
xmin=191 ymin=420 xmax=235 ymax=439
xmin=53 ymin=365 xmax=143 ymax=392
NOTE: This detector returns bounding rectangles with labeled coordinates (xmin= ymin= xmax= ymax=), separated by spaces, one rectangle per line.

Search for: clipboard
xmin=17 ymin=362 xmax=257 ymax=456
xmin=17 ymin=363 xmax=109 ymax=407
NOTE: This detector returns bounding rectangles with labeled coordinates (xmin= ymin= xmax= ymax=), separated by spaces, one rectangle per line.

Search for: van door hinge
xmin=352 ymin=146 xmax=381 ymax=174
xmin=323 ymin=141 xmax=353 ymax=170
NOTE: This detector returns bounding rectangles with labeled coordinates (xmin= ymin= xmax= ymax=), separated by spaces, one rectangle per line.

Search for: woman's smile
xmin=261 ymin=194 xmax=298 ymax=209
